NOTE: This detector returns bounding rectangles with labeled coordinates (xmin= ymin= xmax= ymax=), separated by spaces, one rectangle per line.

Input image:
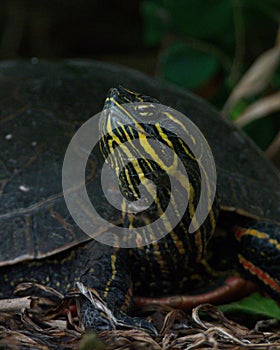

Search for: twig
xmin=222 ymin=46 xmax=280 ymax=118
xmin=266 ymin=130 xmax=280 ymax=162
xmin=234 ymin=91 xmax=280 ymax=127
xmin=0 ymin=297 xmax=31 ymax=312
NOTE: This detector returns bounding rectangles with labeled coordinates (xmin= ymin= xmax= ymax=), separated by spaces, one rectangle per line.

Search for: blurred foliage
xmin=220 ymin=293 xmax=280 ymax=320
xmin=141 ymin=0 xmax=280 ymax=152
xmin=0 ymin=0 xmax=279 ymax=154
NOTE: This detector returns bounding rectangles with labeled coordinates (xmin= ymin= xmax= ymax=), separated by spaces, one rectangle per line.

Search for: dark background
xmin=0 ymin=1 xmax=278 ymax=77
xmin=0 ymin=0 xmax=157 ymax=74
xmin=0 ymin=0 xmax=279 ymax=164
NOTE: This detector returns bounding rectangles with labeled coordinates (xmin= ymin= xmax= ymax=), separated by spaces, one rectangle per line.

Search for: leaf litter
xmin=0 ymin=283 xmax=280 ymax=349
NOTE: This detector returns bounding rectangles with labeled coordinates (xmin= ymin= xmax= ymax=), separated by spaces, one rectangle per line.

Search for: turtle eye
xmin=136 ymin=103 xmax=157 ymax=118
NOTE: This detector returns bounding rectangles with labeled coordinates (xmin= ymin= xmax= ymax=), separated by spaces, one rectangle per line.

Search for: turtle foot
xmin=117 ymin=312 xmax=158 ymax=336
xmin=80 ymin=299 xmax=157 ymax=335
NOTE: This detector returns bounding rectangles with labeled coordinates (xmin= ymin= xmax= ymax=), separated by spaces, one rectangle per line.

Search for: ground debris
xmin=0 ymin=283 xmax=280 ymax=349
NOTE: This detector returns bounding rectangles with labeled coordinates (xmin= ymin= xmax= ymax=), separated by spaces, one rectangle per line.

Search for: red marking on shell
xmin=239 ymin=255 xmax=280 ymax=294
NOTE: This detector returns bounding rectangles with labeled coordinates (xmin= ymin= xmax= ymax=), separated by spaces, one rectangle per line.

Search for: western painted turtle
xmin=0 ymin=60 xmax=279 ymax=333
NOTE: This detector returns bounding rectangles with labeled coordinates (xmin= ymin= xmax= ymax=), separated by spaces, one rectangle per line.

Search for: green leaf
xmin=220 ymin=293 xmax=280 ymax=320
xmin=242 ymin=0 xmax=280 ymax=21
xmin=230 ymin=100 xmax=248 ymax=121
xmin=244 ymin=114 xmax=280 ymax=150
xmin=159 ymin=42 xmax=219 ymax=89
xmin=141 ymin=1 xmax=172 ymax=46
xmin=165 ymin=0 xmax=233 ymax=39
xmin=141 ymin=0 xmax=234 ymax=44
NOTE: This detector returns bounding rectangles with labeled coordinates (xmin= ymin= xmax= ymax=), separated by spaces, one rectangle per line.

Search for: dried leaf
xmin=0 ymin=296 xmax=31 ymax=312
xmin=159 ymin=309 xmax=182 ymax=336
xmin=234 ymin=91 xmax=280 ymax=127
xmin=266 ymin=130 xmax=280 ymax=165
xmin=1 ymin=284 xmax=280 ymax=349
xmin=223 ymin=46 xmax=280 ymax=117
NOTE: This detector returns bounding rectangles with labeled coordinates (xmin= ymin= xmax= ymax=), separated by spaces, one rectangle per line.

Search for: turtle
xmin=0 ymin=60 xmax=279 ymax=334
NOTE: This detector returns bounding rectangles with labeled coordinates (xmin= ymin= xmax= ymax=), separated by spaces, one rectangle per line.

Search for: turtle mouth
xmin=103 ymin=86 xmax=131 ymax=108
xmin=104 ymin=86 xmax=159 ymax=106
xmin=99 ymin=86 xmax=160 ymax=135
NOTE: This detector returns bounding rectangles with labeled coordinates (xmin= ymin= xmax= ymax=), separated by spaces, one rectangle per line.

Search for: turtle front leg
xmin=234 ymin=221 xmax=280 ymax=298
xmin=77 ymin=239 xmax=156 ymax=335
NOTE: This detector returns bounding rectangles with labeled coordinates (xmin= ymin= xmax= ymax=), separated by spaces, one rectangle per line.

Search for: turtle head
xmin=98 ymin=86 xmax=163 ymax=207
xmin=103 ymin=86 xmax=158 ymax=110
xmin=99 ymin=86 xmax=159 ymax=138
xmin=99 ymin=86 xmax=159 ymax=180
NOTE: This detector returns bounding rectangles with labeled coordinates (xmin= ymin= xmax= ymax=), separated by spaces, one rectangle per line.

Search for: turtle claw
xmin=80 ymin=298 xmax=158 ymax=335
xmin=119 ymin=313 xmax=158 ymax=336
xmin=136 ymin=319 xmax=158 ymax=336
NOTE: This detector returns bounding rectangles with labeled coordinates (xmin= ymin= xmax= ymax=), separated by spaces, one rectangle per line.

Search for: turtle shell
xmin=0 ymin=60 xmax=279 ymax=266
